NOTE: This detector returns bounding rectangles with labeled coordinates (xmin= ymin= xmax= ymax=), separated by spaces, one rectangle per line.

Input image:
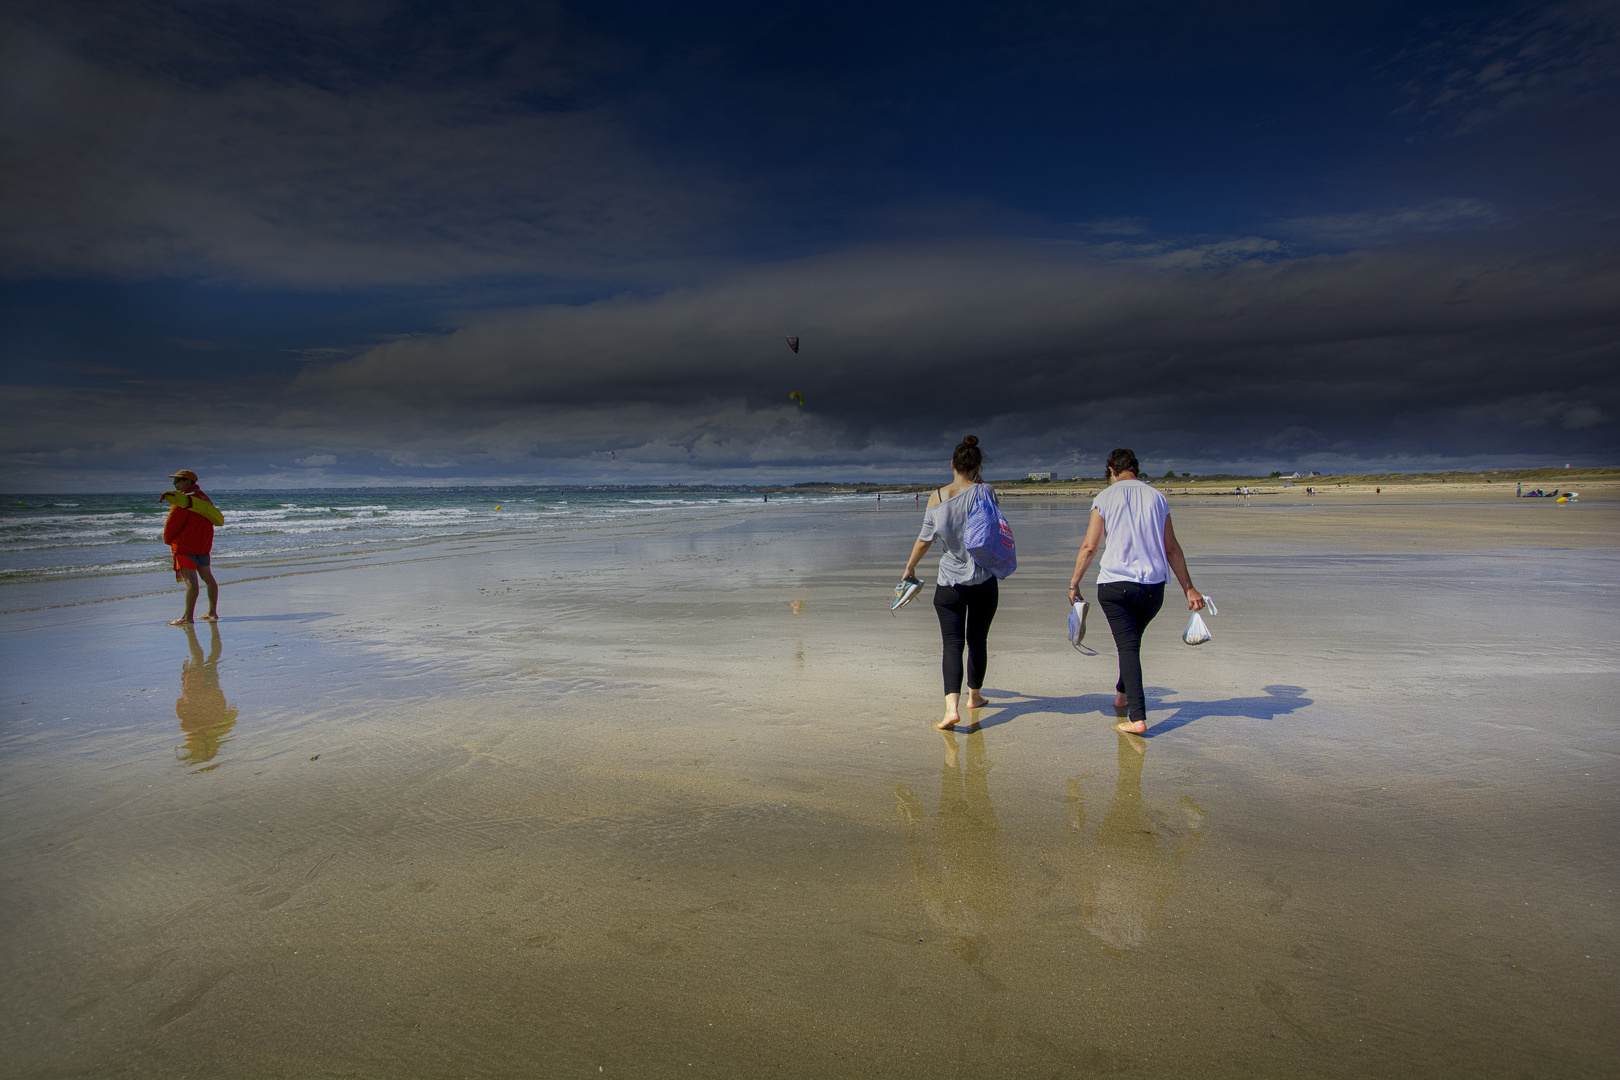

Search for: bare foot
xmin=966 ymin=693 xmax=989 ymax=710
xmin=167 ymin=617 xmax=193 ymax=626
xmin=199 ymin=613 xmax=219 ymax=622
xmin=1114 ymin=692 xmax=1128 ymax=709
xmin=935 ymin=712 xmax=960 ymax=730
xmin=1114 ymin=719 xmax=1147 ymax=736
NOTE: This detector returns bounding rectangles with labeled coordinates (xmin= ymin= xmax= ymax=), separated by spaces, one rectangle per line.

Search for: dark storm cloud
xmin=6 ymin=233 xmax=1615 ymax=487
xmin=281 ymin=234 xmax=1620 ymax=469
xmin=1 ymin=0 xmax=1617 ymax=488
xmin=0 ymin=4 xmax=745 ymax=286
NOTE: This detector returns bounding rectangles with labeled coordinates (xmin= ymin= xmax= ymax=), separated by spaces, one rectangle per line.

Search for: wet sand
xmin=2 ymin=490 xmax=1616 ymax=1077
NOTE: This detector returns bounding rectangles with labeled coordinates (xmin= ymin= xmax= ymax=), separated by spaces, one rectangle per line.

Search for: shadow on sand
xmin=963 ymin=684 xmax=1312 ymax=738
xmin=1141 ymin=685 xmax=1312 ymax=737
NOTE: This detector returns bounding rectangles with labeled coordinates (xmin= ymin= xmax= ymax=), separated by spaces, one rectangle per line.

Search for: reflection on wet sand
xmin=1068 ymin=732 xmax=1205 ymax=950
xmin=175 ymin=623 xmax=237 ymax=772
xmin=895 ymin=730 xmax=1007 ymax=968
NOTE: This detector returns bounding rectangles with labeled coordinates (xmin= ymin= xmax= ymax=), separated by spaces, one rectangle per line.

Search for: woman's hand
xmin=1186 ymin=586 xmax=1205 ymax=611
xmin=1068 ymin=581 xmax=1084 ymax=604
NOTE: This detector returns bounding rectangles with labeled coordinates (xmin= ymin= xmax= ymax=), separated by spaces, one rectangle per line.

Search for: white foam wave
xmin=0 ymin=491 xmax=806 ymax=578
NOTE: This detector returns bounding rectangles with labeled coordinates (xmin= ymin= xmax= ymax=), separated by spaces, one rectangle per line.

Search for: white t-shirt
xmin=1092 ymin=479 xmax=1169 ymax=585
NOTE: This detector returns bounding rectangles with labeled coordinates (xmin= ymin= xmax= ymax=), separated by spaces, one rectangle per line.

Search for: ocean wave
xmin=1 ymin=556 xmax=168 ymax=579
xmin=0 ymin=490 xmax=827 ymax=579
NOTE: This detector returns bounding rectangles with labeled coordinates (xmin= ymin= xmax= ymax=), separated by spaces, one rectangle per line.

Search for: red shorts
xmin=174 ymin=552 xmax=211 ymax=571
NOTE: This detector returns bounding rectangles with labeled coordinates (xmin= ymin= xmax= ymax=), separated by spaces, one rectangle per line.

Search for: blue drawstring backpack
xmin=964 ymin=483 xmax=1017 ymax=578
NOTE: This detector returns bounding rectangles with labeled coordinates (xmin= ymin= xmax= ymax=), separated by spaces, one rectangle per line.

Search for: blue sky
xmin=2 ymin=0 xmax=1616 ymax=488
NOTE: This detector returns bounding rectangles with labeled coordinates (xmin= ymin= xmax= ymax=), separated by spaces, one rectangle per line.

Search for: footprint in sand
xmin=150 ymin=969 xmax=232 ymax=1028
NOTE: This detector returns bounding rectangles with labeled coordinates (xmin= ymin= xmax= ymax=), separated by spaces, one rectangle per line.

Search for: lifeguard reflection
xmin=175 ymin=623 xmax=237 ymax=772
xmin=1067 ymin=732 xmax=1206 ymax=950
xmin=895 ymin=730 xmax=1008 ymax=968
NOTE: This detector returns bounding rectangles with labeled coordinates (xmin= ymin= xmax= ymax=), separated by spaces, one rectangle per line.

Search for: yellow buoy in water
xmin=494 ymin=505 xmax=502 ymax=510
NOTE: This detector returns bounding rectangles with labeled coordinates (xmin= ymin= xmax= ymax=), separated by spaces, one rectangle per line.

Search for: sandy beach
xmin=2 ymin=486 xmax=1616 ymax=1078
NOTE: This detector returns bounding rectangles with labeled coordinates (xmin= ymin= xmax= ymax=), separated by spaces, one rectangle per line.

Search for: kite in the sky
xmin=609 ymin=451 xmax=616 ymax=459
xmin=789 ymin=391 xmax=804 ymax=406
xmin=785 ymin=336 xmax=799 ymax=353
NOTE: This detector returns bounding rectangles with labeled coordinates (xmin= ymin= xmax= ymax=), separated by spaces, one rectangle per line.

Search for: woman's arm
xmin=1068 ymin=509 xmax=1106 ymax=602
xmin=903 ymin=538 xmax=932 ymax=580
xmin=1163 ymin=516 xmax=1205 ymax=611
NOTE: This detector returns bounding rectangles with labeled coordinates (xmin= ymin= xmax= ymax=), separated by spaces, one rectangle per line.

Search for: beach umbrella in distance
xmin=785 ymin=336 xmax=799 ymax=353
xmin=789 ymin=391 xmax=804 ymax=406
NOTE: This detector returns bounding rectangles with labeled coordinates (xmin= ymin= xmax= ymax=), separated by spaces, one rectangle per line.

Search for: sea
xmin=1 ymin=489 xmax=858 ymax=584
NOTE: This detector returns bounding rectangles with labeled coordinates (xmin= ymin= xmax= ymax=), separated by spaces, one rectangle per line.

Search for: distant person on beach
xmin=161 ymin=469 xmax=220 ymax=625
xmin=1068 ymin=448 xmax=1205 ymax=736
xmin=902 ymin=436 xmax=998 ymax=731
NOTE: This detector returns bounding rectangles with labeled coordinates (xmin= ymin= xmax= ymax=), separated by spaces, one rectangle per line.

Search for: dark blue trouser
xmin=1098 ymin=580 xmax=1165 ymax=724
xmin=933 ymin=577 xmax=999 ymax=695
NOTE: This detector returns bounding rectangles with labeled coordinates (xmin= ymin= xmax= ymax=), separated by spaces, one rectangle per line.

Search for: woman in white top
xmin=902 ymin=436 xmax=999 ymax=730
xmin=1068 ymin=448 xmax=1205 ymax=736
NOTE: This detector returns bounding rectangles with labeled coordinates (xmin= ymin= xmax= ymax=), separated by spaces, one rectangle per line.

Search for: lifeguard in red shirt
xmin=160 ymin=469 xmax=223 ymax=625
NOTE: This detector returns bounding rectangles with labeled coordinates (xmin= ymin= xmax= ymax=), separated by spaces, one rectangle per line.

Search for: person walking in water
xmin=161 ymin=469 xmax=221 ymax=625
xmin=1068 ymin=449 xmax=1205 ymax=735
xmin=902 ymin=436 xmax=999 ymax=730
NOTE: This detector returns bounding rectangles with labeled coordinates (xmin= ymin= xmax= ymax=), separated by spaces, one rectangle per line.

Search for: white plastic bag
xmin=1068 ymin=600 xmax=1098 ymax=655
xmin=1182 ymin=596 xmax=1217 ymax=646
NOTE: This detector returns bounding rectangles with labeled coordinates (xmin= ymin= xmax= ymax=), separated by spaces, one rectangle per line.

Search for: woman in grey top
xmin=902 ymin=436 xmax=999 ymax=730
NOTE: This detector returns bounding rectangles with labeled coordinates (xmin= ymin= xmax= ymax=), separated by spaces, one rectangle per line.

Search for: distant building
xmin=1027 ymin=471 xmax=1053 ymax=481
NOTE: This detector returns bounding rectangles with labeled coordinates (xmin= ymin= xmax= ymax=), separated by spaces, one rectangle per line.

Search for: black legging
xmin=1098 ymin=581 xmax=1164 ymax=724
xmin=933 ymin=578 xmax=999 ymax=695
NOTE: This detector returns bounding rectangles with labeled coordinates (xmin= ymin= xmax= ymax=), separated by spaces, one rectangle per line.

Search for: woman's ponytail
xmin=952 ymin=435 xmax=983 ymax=482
